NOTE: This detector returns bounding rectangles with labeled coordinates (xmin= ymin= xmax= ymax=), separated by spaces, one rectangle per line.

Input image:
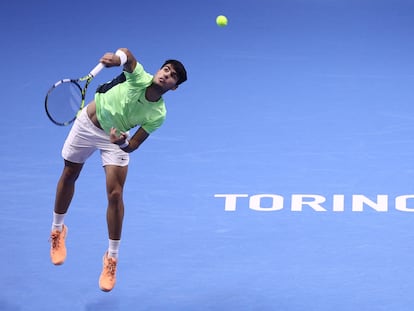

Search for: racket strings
xmin=45 ymin=81 xmax=83 ymax=126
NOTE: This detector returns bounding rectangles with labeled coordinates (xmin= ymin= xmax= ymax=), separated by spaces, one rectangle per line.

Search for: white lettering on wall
xmin=214 ymin=194 xmax=414 ymax=212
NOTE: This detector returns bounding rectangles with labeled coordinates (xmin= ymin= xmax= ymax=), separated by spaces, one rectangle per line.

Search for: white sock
xmin=51 ymin=212 xmax=66 ymax=231
xmin=108 ymin=239 xmax=121 ymax=259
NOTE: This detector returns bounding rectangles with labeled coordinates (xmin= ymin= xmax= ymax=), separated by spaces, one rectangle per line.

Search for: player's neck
xmin=145 ymin=86 xmax=163 ymax=102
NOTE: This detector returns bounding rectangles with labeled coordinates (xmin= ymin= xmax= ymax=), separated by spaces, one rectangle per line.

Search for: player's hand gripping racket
xmin=44 ymin=63 xmax=104 ymax=126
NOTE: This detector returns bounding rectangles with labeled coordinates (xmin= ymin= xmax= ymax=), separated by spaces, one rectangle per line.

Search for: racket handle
xmin=89 ymin=63 xmax=105 ymax=78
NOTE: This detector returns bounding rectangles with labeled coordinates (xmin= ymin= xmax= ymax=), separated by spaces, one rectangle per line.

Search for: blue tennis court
xmin=1 ymin=0 xmax=414 ymax=310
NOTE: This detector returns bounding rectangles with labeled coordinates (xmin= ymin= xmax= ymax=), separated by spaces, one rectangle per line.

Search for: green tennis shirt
xmin=95 ymin=62 xmax=166 ymax=135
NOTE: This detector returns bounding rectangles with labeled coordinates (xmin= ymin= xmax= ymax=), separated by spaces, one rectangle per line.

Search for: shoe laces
xmin=105 ymin=257 xmax=117 ymax=277
xmin=49 ymin=231 xmax=61 ymax=250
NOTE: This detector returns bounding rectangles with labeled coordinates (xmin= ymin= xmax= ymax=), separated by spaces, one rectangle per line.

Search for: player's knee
xmin=61 ymin=160 xmax=83 ymax=182
xmin=107 ymin=188 xmax=123 ymax=204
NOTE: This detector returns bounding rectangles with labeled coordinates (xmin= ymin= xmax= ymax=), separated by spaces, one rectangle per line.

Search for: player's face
xmin=153 ymin=65 xmax=179 ymax=91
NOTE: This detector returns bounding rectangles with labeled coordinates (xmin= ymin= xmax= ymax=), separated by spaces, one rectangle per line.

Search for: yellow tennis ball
xmin=216 ymin=15 xmax=228 ymax=27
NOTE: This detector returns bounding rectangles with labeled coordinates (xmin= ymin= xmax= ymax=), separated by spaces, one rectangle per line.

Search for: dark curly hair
xmin=161 ymin=59 xmax=187 ymax=86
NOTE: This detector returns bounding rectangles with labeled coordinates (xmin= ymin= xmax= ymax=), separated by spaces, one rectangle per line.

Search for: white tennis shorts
xmin=61 ymin=107 xmax=129 ymax=166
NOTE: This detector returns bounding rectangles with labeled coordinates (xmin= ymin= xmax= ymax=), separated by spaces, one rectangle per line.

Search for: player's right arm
xmin=99 ymin=48 xmax=137 ymax=73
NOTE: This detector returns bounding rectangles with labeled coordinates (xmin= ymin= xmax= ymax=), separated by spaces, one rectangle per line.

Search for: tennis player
xmin=48 ymin=48 xmax=187 ymax=291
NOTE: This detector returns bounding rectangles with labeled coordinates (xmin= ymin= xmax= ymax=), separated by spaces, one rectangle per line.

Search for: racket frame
xmin=44 ymin=63 xmax=104 ymax=126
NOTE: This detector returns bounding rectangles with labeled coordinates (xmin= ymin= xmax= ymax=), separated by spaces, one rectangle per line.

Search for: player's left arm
xmin=110 ymin=127 xmax=149 ymax=153
xmin=126 ymin=127 xmax=150 ymax=152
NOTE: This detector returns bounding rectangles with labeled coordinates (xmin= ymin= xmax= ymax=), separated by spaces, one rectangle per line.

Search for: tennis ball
xmin=216 ymin=15 xmax=228 ymax=27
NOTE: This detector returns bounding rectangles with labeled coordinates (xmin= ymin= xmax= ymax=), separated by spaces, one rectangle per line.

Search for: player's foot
xmin=49 ymin=225 xmax=68 ymax=265
xmin=99 ymin=252 xmax=117 ymax=292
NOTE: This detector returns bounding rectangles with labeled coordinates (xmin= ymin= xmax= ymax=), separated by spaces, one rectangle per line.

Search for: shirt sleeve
xmin=141 ymin=114 xmax=166 ymax=134
xmin=124 ymin=62 xmax=153 ymax=87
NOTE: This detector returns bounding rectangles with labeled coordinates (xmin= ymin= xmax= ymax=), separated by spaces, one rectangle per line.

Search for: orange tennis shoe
xmin=49 ymin=225 xmax=68 ymax=265
xmin=99 ymin=252 xmax=117 ymax=292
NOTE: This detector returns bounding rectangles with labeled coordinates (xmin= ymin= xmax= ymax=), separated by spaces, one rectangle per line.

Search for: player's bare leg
xmin=99 ymin=164 xmax=128 ymax=291
xmin=54 ymin=160 xmax=84 ymax=214
xmin=50 ymin=160 xmax=83 ymax=265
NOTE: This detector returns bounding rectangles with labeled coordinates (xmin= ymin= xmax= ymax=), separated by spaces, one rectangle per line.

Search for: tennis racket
xmin=44 ymin=63 xmax=104 ymax=126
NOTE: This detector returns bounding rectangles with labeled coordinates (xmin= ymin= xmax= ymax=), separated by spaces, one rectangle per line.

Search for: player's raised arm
xmin=100 ymin=48 xmax=137 ymax=73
